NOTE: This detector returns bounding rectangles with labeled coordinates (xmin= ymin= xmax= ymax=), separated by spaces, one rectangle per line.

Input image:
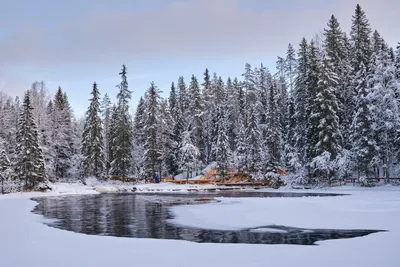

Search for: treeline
xmin=0 ymin=83 xmax=81 ymax=192
xmin=1 ymin=4 xmax=400 ymax=192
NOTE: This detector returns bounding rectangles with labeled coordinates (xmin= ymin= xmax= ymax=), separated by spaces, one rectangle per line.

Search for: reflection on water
xmin=32 ymin=193 xmax=382 ymax=246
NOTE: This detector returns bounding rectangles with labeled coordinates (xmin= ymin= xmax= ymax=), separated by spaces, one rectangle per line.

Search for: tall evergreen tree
xmin=350 ymin=4 xmax=372 ymax=73
xmin=285 ymin=43 xmax=297 ymax=91
xmin=368 ymin=49 xmax=400 ymax=180
xmin=81 ymin=82 xmax=105 ymax=179
xmin=101 ymin=93 xmax=112 ymax=174
xmin=351 ymin=63 xmax=378 ymax=179
xmin=0 ymin=148 xmax=11 ymax=194
xmin=293 ymin=38 xmax=309 ymax=166
xmin=143 ymin=82 xmax=162 ymax=176
xmin=394 ymin=43 xmax=400 ymax=79
xmin=179 ymin=130 xmax=200 ymax=183
xmin=307 ymin=40 xmax=323 ymax=162
xmin=110 ymin=65 xmax=133 ymax=177
xmin=188 ymin=74 xmax=204 ymax=166
xmin=266 ymin=83 xmax=282 ymax=170
xmin=216 ymin=103 xmax=231 ymax=179
xmin=133 ymin=97 xmax=146 ymax=144
xmin=309 ymin=59 xmax=342 ymax=182
xmin=178 ymin=76 xmax=189 ymax=120
xmin=53 ymin=87 xmax=74 ymax=178
xmin=14 ymin=92 xmax=46 ymax=190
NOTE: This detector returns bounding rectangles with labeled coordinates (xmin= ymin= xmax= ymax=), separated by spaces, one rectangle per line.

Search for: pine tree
xmin=283 ymin=96 xmax=298 ymax=172
xmin=108 ymin=105 xmax=118 ymax=175
xmin=350 ymin=4 xmax=372 ymax=73
xmin=53 ymin=87 xmax=74 ymax=178
xmin=226 ymin=77 xmax=238 ymax=152
xmin=323 ymin=15 xmax=350 ymax=141
xmin=234 ymin=115 xmax=247 ymax=170
xmin=395 ymin=43 xmax=400 ymax=79
xmin=202 ymin=69 xmax=213 ymax=164
xmin=169 ymin=82 xmax=177 ymax=112
xmin=351 ymin=63 xmax=378 ymax=179
xmin=167 ymin=82 xmax=183 ymax=176
xmin=0 ymin=148 xmax=11 ymax=194
xmin=14 ymin=92 xmax=46 ymax=190
xmin=178 ymin=76 xmax=189 ymax=120
xmin=216 ymin=103 xmax=231 ymax=179
xmin=309 ymin=59 xmax=342 ymax=182
xmin=158 ymin=99 xmax=174 ymax=176
xmin=266 ymin=83 xmax=282 ymax=170
xmin=143 ymin=82 xmax=162 ymax=177
xmin=257 ymin=65 xmax=269 ymax=157
xmin=169 ymin=101 xmax=184 ymax=176
xmin=307 ymin=40 xmax=323 ymax=162
xmin=101 ymin=93 xmax=112 ymax=174
xmin=246 ymin=109 xmax=261 ymax=172
xmin=110 ymin=65 xmax=133 ymax=177
xmin=285 ymin=43 xmax=297 ymax=91
xmin=293 ymin=38 xmax=309 ymax=166
xmin=133 ymin=96 xmax=146 ymax=144
xmin=276 ymin=56 xmax=286 ymax=80
xmin=179 ymin=130 xmax=200 ymax=183
xmin=81 ymin=82 xmax=105 ymax=179
xmin=188 ymin=74 xmax=204 ymax=166
xmin=368 ymin=49 xmax=400 ymax=180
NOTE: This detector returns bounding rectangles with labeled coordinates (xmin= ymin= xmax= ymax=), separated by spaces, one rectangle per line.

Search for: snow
xmin=0 ymin=183 xmax=399 ymax=267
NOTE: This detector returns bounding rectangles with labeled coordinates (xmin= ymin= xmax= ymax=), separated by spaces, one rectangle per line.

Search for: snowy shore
xmin=0 ymin=183 xmax=399 ymax=267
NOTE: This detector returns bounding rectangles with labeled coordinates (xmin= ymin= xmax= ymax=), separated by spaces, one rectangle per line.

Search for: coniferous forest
xmin=1 ymin=4 xmax=400 ymax=192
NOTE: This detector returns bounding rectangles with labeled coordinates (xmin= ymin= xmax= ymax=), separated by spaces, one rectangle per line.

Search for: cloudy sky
xmin=0 ymin=0 xmax=398 ymax=116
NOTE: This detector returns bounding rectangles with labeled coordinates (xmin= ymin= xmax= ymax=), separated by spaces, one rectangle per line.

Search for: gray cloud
xmin=0 ymin=0 xmax=398 ymax=66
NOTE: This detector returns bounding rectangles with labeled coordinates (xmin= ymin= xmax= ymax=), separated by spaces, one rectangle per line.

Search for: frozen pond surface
xmin=33 ymin=192 xmax=382 ymax=245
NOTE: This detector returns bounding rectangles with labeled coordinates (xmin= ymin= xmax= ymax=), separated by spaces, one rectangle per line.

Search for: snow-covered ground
xmin=0 ymin=183 xmax=399 ymax=267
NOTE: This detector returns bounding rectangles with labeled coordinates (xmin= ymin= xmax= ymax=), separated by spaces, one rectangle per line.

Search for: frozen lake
xmin=33 ymin=192 xmax=382 ymax=245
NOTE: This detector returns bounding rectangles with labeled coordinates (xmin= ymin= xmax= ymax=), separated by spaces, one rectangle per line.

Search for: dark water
xmin=32 ymin=192 xmax=383 ymax=246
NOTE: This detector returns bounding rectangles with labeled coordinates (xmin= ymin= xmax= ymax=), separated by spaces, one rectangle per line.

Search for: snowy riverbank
xmin=0 ymin=183 xmax=399 ymax=267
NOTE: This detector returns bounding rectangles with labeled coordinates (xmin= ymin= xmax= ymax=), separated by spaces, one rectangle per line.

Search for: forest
xmin=1 ymin=4 xmax=400 ymax=192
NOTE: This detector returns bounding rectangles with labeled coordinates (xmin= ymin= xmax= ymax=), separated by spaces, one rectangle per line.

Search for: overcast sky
xmin=0 ymin=0 xmax=398 ymax=116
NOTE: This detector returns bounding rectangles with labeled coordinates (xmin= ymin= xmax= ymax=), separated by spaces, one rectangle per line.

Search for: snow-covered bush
xmin=286 ymin=167 xmax=309 ymax=187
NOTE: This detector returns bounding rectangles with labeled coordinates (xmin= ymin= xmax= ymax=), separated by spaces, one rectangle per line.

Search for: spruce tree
xmin=143 ymin=82 xmax=162 ymax=177
xmin=351 ymin=63 xmax=378 ymax=179
xmin=178 ymin=76 xmax=189 ymax=120
xmin=283 ymin=96 xmax=298 ymax=172
xmin=133 ymin=97 xmax=146 ymax=144
xmin=53 ymin=87 xmax=74 ymax=178
xmin=170 ymin=101 xmax=184 ymax=175
xmin=307 ymin=40 xmax=323 ymax=162
xmin=0 ymin=148 xmax=11 ymax=194
xmin=395 ymin=43 xmax=400 ymax=79
xmin=110 ymin=65 xmax=133 ymax=177
xmin=309 ymin=59 xmax=342 ymax=182
xmin=158 ymin=99 xmax=174 ymax=176
xmin=169 ymin=82 xmax=177 ymax=111
xmin=285 ymin=43 xmax=297 ymax=91
xmin=81 ymin=82 xmax=105 ymax=179
xmin=234 ymin=115 xmax=247 ymax=170
xmin=323 ymin=15 xmax=349 ymax=139
xmin=179 ymin=130 xmax=200 ymax=182
xmin=15 ymin=92 xmax=46 ymax=190
xmin=101 ymin=93 xmax=112 ymax=174
xmin=293 ymin=38 xmax=309 ymax=166
xmin=266 ymin=83 xmax=282 ymax=170
xmin=368 ymin=49 xmax=400 ymax=180
xmin=350 ymin=4 xmax=372 ymax=73
xmin=188 ymin=74 xmax=204 ymax=166
xmin=216 ymin=104 xmax=231 ymax=179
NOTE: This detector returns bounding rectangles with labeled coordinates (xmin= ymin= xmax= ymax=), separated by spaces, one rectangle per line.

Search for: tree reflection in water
xmin=33 ymin=193 xmax=383 ymax=246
